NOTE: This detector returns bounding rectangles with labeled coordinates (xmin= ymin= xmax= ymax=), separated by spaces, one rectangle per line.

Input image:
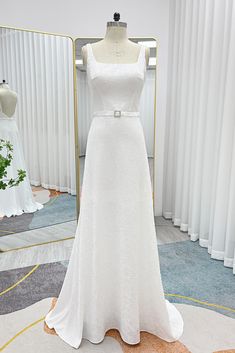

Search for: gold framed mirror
xmin=0 ymin=25 xmax=79 ymax=252
xmin=74 ymin=37 xmax=157 ymax=214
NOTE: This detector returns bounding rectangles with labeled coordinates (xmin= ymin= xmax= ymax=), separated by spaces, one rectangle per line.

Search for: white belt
xmin=93 ymin=110 xmax=140 ymax=118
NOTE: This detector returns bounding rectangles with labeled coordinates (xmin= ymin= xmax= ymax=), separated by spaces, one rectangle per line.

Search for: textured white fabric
xmin=0 ymin=111 xmax=43 ymax=217
xmin=45 ymin=43 xmax=184 ymax=348
xmin=76 ymin=58 xmax=155 ymax=157
xmin=163 ymin=0 xmax=235 ymax=273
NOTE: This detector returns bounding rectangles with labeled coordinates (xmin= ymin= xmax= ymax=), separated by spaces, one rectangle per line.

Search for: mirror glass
xmin=75 ymin=37 xmax=157 ymax=205
xmin=0 ymin=27 xmax=77 ymax=253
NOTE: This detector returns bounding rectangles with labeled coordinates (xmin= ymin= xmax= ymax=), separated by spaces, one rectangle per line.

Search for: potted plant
xmin=0 ymin=138 xmax=26 ymax=190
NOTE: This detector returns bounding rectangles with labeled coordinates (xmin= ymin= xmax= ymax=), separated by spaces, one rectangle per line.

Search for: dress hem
xmin=1 ymin=202 xmax=43 ymax=218
xmin=44 ymin=319 xmax=182 ymax=349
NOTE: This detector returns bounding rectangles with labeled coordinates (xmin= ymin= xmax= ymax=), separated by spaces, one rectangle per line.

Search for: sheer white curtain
xmin=163 ymin=0 xmax=235 ymax=273
xmin=77 ymin=68 xmax=155 ymax=157
xmin=0 ymin=28 xmax=76 ymax=194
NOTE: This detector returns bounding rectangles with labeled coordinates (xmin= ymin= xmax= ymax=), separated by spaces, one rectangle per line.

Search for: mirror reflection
xmin=0 ymin=27 xmax=76 ymax=252
xmin=75 ymin=37 xmax=157 ymax=203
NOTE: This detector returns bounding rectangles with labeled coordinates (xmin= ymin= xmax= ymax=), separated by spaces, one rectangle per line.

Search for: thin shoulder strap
xmin=86 ymin=43 xmax=93 ymax=64
xmin=138 ymin=45 xmax=147 ymax=69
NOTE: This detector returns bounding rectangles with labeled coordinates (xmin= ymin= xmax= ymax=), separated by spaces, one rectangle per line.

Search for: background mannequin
xmin=0 ymin=81 xmax=17 ymax=117
xmin=0 ymin=80 xmax=43 ymax=217
xmin=82 ymin=16 xmax=150 ymax=66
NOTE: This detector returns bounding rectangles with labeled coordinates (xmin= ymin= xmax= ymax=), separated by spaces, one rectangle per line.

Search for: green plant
xmin=0 ymin=138 xmax=26 ymax=190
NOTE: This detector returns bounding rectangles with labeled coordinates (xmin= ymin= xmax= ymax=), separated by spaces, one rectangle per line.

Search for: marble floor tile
xmin=0 ymin=217 xmax=189 ymax=271
xmin=0 ymin=221 xmax=77 ymax=252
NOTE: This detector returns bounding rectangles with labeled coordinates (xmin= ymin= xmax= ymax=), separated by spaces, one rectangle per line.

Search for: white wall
xmin=0 ymin=0 xmax=170 ymax=215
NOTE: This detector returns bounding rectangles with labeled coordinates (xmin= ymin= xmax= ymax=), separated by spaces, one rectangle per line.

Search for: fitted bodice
xmin=0 ymin=109 xmax=15 ymax=120
xmin=86 ymin=43 xmax=146 ymax=113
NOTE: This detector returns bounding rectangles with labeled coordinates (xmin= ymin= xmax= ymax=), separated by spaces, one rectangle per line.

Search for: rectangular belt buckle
xmin=114 ymin=110 xmax=121 ymax=118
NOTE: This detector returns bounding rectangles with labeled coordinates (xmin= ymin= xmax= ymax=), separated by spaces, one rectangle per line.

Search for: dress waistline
xmin=92 ymin=110 xmax=140 ymax=118
xmin=0 ymin=116 xmax=16 ymax=120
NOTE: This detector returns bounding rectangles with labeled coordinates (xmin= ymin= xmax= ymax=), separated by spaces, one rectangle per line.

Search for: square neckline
xmin=87 ymin=43 xmax=144 ymax=66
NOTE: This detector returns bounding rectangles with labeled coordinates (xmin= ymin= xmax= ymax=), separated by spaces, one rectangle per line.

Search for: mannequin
xmin=0 ymin=80 xmax=43 ymax=217
xmin=0 ymin=81 xmax=18 ymax=117
xmin=82 ymin=14 xmax=150 ymax=66
xmin=44 ymin=13 xmax=184 ymax=348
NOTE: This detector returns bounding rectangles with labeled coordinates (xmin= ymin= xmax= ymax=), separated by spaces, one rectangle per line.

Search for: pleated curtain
xmin=0 ymin=28 xmax=76 ymax=194
xmin=163 ymin=0 xmax=235 ymax=273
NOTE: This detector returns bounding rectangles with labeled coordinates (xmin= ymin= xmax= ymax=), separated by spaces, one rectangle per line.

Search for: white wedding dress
xmin=45 ymin=43 xmax=184 ymax=348
xmin=0 ymin=110 xmax=43 ymax=217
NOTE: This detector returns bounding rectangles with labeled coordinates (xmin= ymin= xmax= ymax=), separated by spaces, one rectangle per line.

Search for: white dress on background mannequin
xmin=0 ymin=107 xmax=43 ymax=217
xmin=45 ymin=43 xmax=184 ymax=348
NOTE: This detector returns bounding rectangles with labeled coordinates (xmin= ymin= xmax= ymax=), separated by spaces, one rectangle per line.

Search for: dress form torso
xmin=82 ymin=24 xmax=150 ymax=66
xmin=0 ymin=84 xmax=18 ymax=118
